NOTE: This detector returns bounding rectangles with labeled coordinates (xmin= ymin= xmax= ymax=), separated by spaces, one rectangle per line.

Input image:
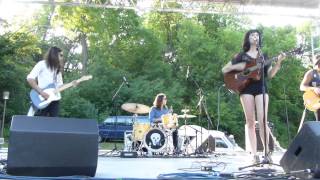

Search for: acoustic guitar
xmin=30 ymin=75 xmax=92 ymax=109
xmin=223 ymin=47 xmax=303 ymax=94
xmin=303 ymin=90 xmax=320 ymax=112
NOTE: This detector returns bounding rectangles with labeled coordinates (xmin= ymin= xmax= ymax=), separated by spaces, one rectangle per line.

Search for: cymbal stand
xmin=181 ymin=113 xmax=188 ymax=155
xmin=131 ymin=113 xmax=139 ymax=152
xmin=182 ymin=116 xmax=203 ymax=156
xmin=181 ymin=109 xmax=190 ymax=154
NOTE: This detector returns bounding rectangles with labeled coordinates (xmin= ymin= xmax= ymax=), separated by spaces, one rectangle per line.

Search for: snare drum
xmin=161 ymin=113 xmax=178 ymax=129
xmin=133 ymin=122 xmax=151 ymax=141
xmin=144 ymin=128 xmax=167 ymax=153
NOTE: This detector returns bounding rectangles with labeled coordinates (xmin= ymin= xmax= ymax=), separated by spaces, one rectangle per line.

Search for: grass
xmin=2 ymin=140 xmax=124 ymax=150
xmin=99 ymin=141 xmax=124 ymax=150
xmin=0 ymin=139 xmax=124 ymax=150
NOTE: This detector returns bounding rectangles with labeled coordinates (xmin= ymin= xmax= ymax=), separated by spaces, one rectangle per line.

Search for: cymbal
xmin=121 ymin=103 xmax=150 ymax=114
xmin=181 ymin=109 xmax=190 ymax=113
xmin=177 ymin=114 xmax=196 ymax=119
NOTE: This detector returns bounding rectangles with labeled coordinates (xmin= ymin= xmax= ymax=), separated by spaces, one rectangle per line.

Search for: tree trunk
xmin=80 ymin=33 xmax=89 ymax=75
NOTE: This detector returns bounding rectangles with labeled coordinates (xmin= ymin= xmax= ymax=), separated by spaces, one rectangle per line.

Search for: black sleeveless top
xmin=309 ymin=70 xmax=320 ymax=87
xmin=231 ymin=52 xmax=271 ymax=95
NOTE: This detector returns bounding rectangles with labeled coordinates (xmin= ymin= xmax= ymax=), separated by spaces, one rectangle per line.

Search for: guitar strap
xmin=297 ymin=107 xmax=307 ymax=133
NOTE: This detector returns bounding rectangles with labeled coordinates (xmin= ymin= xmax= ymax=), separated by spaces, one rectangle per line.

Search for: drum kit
xmin=121 ymin=103 xmax=197 ymax=156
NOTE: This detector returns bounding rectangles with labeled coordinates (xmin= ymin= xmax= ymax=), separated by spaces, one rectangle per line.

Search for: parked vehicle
xmin=98 ymin=115 xmax=149 ymax=142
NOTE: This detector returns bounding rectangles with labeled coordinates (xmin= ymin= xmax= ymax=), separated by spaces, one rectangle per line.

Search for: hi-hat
xmin=181 ymin=109 xmax=190 ymax=113
xmin=177 ymin=114 xmax=196 ymax=119
xmin=121 ymin=103 xmax=150 ymax=114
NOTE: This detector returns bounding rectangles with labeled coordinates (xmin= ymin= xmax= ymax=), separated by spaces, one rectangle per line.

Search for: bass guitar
xmin=223 ymin=47 xmax=303 ymax=94
xmin=30 ymin=75 xmax=92 ymax=109
xmin=303 ymin=89 xmax=320 ymax=112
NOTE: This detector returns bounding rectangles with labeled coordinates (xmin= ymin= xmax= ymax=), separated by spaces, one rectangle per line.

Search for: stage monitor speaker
xmin=280 ymin=121 xmax=320 ymax=173
xmin=196 ymin=135 xmax=215 ymax=153
xmin=7 ymin=115 xmax=99 ymax=177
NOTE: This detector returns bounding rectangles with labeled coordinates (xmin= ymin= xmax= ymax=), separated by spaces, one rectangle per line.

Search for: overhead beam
xmin=17 ymin=0 xmax=320 ymax=19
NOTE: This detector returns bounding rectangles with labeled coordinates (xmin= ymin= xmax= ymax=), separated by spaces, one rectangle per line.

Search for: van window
xmin=136 ymin=117 xmax=149 ymax=123
xmin=216 ymin=138 xmax=228 ymax=148
xmin=104 ymin=117 xmax=115 ymax=125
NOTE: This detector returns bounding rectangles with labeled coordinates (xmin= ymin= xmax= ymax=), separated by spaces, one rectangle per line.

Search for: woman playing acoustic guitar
xmin=222 ymin=30 xmax=286 ymax=163
xmin=300 ymin=54 xmax=320 ymax=120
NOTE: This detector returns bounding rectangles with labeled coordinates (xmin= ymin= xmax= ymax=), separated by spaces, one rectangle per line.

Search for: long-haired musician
xmin=222 ymin=30 xmax=286 ymax=163
xmin=149 ymin=93 xmax=179 ymax=153
xmin=27 ymin=46 xmax=64 ymax=117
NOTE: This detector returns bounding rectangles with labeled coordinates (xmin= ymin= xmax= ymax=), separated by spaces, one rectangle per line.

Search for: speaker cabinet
xmin=7 ymin=115 xmax=99 ymax=177
xmin=196 ymin=135 xmax=215 ymax=153
xmin=280 ymin=121 xmax=320 ymax=173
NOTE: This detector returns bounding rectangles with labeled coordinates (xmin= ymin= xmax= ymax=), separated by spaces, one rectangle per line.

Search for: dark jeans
xmin=35 ymin=101 xmax=60 ymax=117
xmin=172 ymin=129 xmax=178 ymax=150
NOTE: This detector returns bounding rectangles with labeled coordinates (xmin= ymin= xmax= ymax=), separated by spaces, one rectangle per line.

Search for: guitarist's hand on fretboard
xmin=277 ymin=52 xmax=286 ymax=63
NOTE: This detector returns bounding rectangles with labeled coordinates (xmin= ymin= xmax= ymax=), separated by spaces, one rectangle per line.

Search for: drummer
xmin=149 ymin=93 xmax=179 ymax=153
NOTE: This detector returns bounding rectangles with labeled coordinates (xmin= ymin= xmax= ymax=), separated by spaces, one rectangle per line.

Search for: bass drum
xmin=144 ymin=128 xmax=167 ymax=153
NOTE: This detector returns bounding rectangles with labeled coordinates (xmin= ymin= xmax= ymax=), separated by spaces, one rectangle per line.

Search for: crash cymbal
xmin=177 ymin=114 xmax=196 ymax=119
xmin=121 ymin=103 xmax=150 ymax=114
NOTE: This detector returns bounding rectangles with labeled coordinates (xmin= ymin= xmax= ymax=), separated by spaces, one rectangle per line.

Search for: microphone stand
xmin=109 ymin=78 xmax=126 ymax=154
xmin=217 ymin=84 xmax=225 ymax=131
xmin=187 ymin=71 xmax=214 ymax=154
xmin=239 ymin=46 xmax=280 ymax=170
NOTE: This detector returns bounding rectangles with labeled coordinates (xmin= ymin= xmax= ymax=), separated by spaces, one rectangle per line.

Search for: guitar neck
xmin=56 ymin=82 xmax=74 ymax=93
xmin=53 ymin=75 xmax=92 ymax=93
xmin=246 ymin=56 xmax=279 ymax=73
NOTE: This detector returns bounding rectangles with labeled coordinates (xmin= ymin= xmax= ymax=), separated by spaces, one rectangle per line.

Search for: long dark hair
xmin=45 ymin=46 xmax=62 ymax=73
xmin=242 ymin=29 xmax=262 ymax=52
xmin=153 ymin=93 xmax=167 ymax=109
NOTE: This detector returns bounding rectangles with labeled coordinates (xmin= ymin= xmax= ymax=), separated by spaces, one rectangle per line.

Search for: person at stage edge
xmin=300 ymin=54 xmax=320 ymax=120
xmin=27 ymin=46 xmax=64 ymax=117
xmin=149 ymin=93 xmax=179 ymax=153
xmin=222 ymin=29 xmax=286 ymax=163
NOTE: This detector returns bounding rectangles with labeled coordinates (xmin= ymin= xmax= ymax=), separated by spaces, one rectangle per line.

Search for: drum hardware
xmin=121 ymin=103 xmax=151 ymax=154
xmin=176 ymin=112 xmax=197 ymax=155
xmin=181 ymin=108 xmax=190 ymax=114
xmin=177 ymin=114 xmax=196 ymax=119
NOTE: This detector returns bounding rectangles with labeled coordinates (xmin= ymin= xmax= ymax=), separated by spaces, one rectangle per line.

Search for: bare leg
xmin=255 ymin=94 xmax=269 ymax=154
xmin=240 ymin=94 xmax=257 ymax=155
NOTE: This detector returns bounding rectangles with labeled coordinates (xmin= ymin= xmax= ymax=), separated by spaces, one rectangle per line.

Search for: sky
xmin=0 ymin=0 xmax=317 ymax=28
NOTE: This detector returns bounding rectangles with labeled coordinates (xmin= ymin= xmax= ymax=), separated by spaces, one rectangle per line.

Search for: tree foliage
xmin=0 ymin=3 xmax=315 ymax=148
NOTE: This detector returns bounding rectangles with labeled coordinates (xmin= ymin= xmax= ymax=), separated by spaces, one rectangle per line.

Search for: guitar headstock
xmin=286 ymin=45 xmax=304 ymax=56
xmin=78 ymin=75 xmax=93 ymax=82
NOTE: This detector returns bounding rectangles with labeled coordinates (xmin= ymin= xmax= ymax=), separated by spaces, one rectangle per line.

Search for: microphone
xmin=186 ymin=66 xmax=190 ymax=79
xmin=123 ymin=76 xmax=130 ymax=87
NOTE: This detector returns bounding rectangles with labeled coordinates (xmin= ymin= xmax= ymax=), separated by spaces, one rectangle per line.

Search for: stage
xmin=0 ymin=146 xmax=315 ymax=179
xmin=94 ymin=150 xmax=287 ymax=179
